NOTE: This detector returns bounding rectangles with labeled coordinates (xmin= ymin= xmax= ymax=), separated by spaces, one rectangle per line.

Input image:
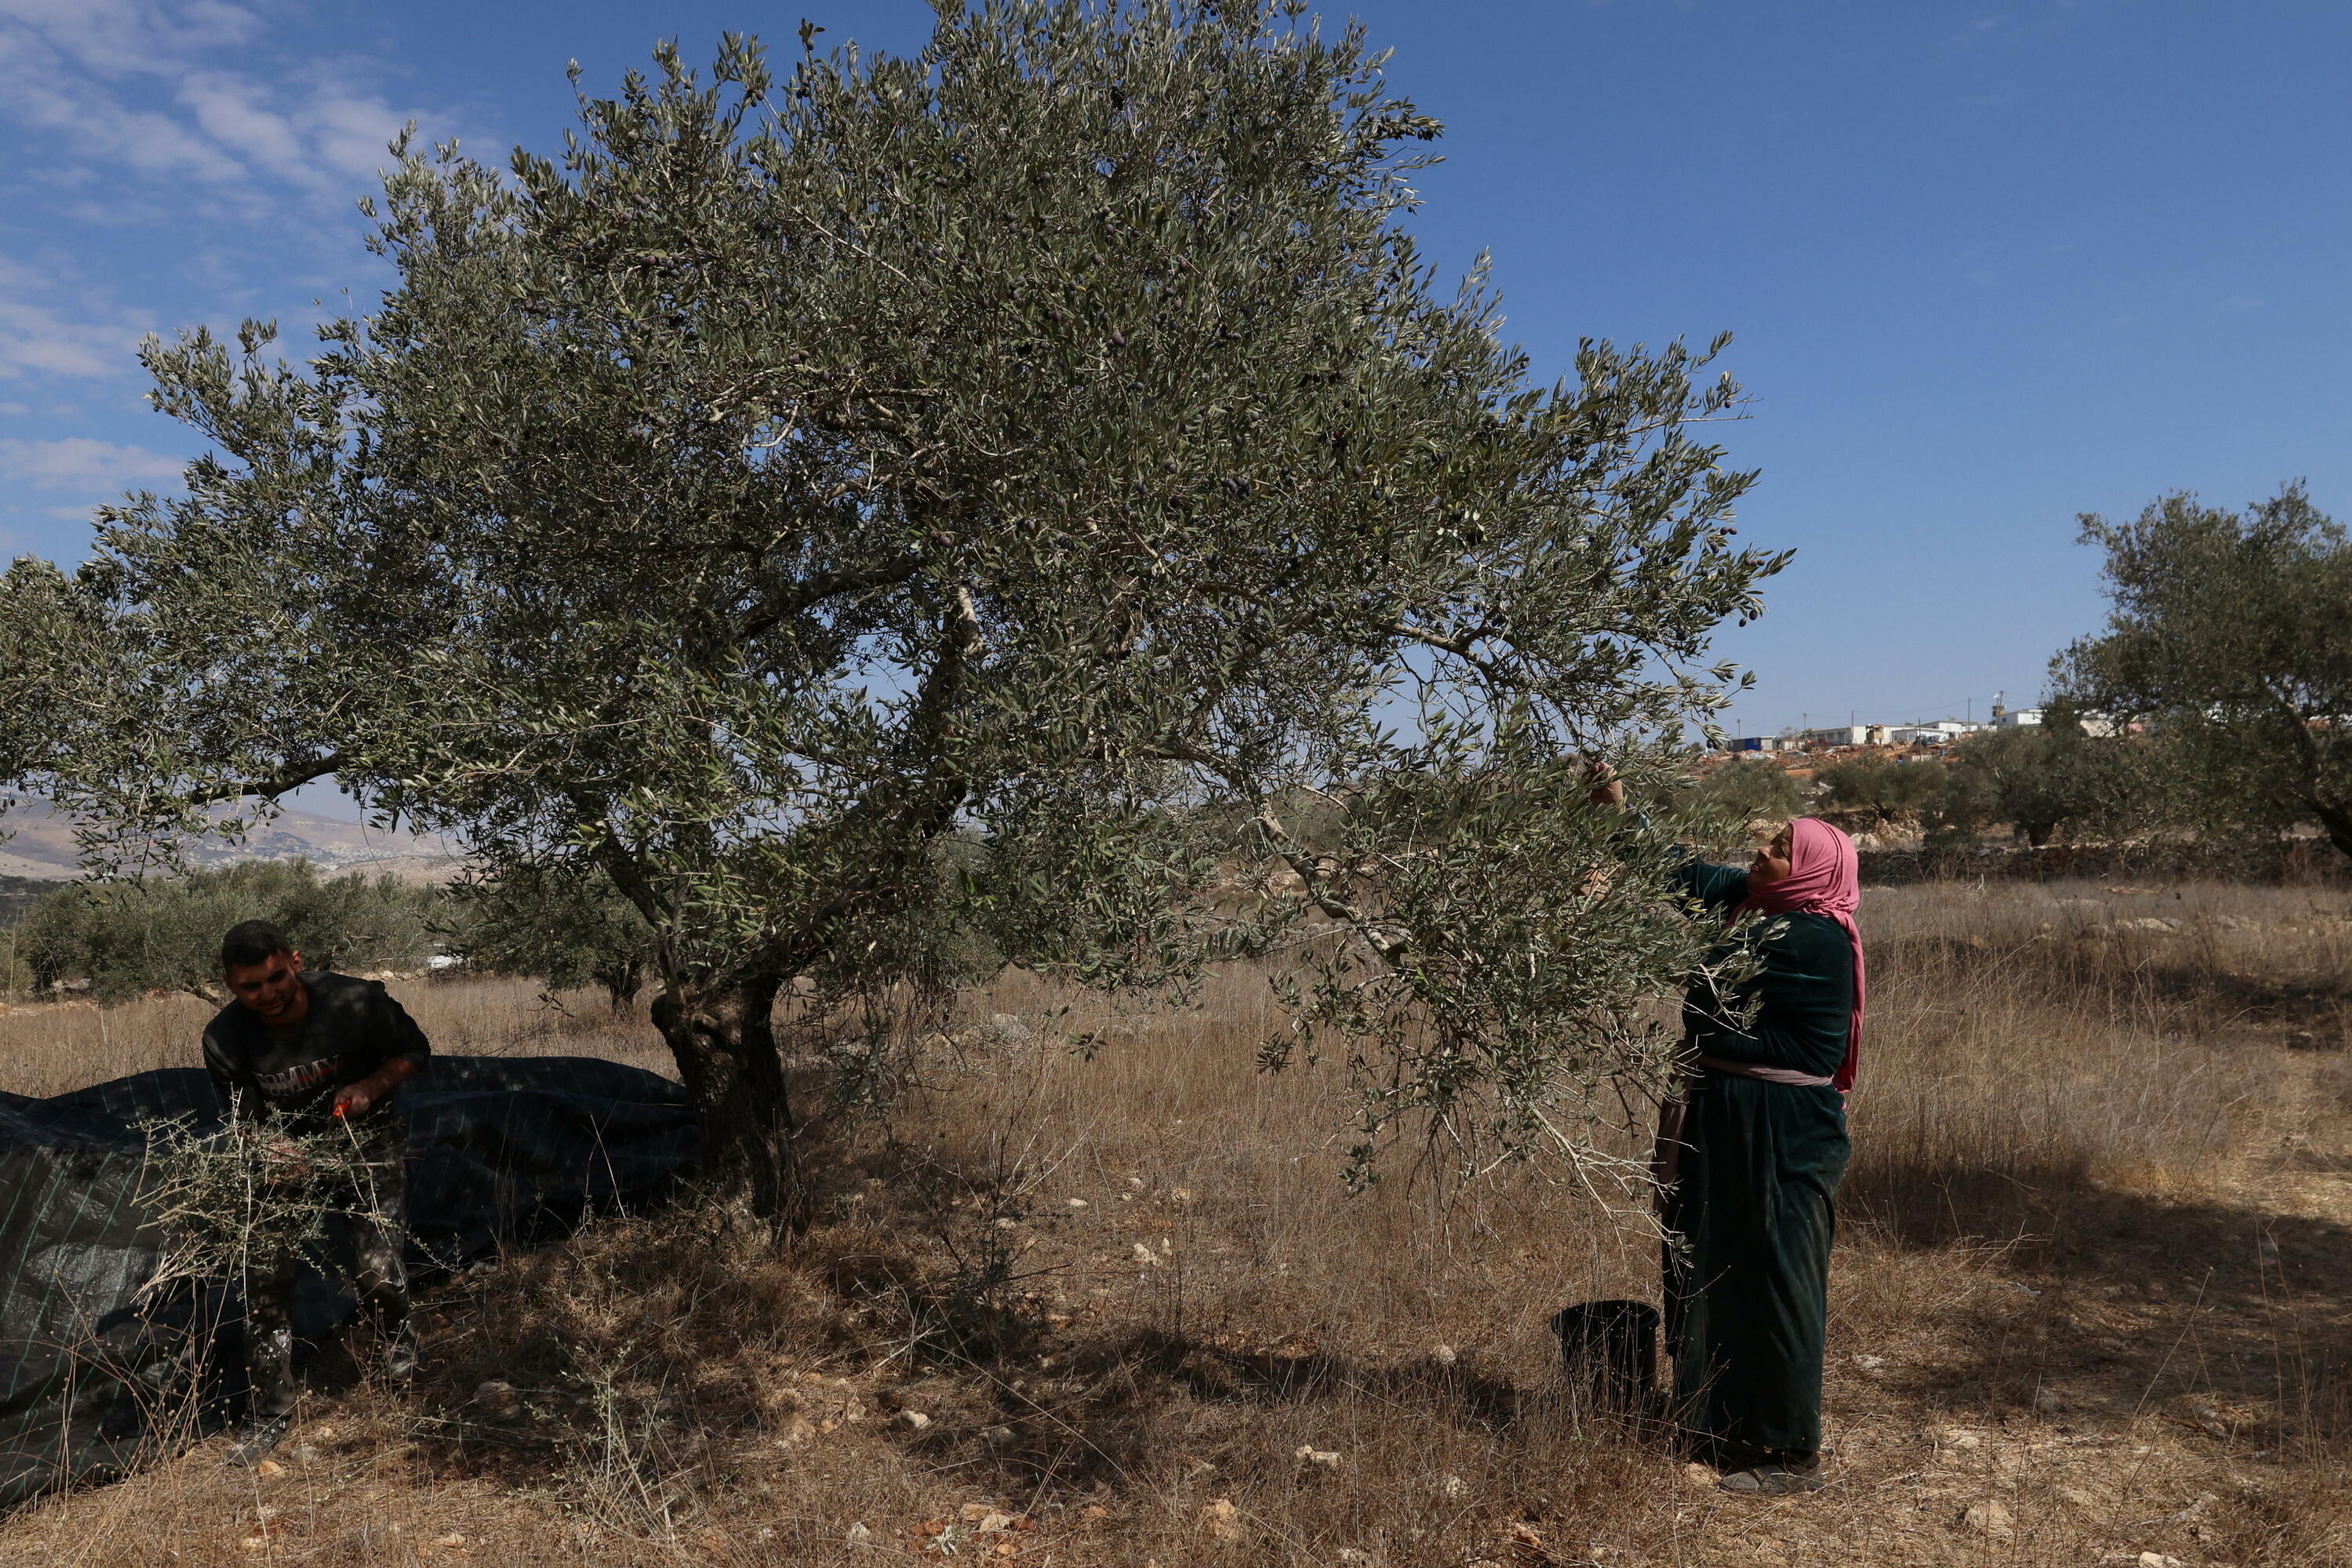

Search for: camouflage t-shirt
xmin=202 ymin=970 xmax=432 ymax=1131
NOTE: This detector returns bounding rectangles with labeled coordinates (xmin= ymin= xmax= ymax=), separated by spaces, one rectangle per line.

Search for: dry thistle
xmin=133 ymin=1114 xmax=403 ymax=1298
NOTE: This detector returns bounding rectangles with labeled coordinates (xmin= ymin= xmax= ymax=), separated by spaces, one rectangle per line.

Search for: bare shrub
xmin=136 ymin=1115 xmax=401 ymax=1301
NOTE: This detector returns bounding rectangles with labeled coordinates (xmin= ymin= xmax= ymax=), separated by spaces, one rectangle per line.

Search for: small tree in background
xmin=2 ymin=3 xmax=1783 ymax=1220
xmin=1935 ymin=723 xmax=2154 ymax=849
xmin=445 ymin=866 xmax=655 ymax=1011
xmin=1670 ymin=757 xmax=1804 ymax=852
xmin=2056 ymin=485 xmax=2352 ymax=860
xmin=16 ymin=860 xmax=440 ymax=1004
xmin=1814 ymin=755 xmax=1946 ymax=829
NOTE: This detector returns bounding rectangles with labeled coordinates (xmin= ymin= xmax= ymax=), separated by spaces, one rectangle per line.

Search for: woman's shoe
xmin=1717 ymin=1451 xmax=1825 ymax=1494
xmin=385 ymin=1320 xmax=419 ymax=1384
xmin=225 ymin=1411 xmax=292 ymax=1467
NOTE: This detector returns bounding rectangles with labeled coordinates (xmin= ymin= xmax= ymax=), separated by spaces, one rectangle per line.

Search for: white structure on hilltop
xmin=1990 ymin=698 xmax=2043 ymax=729
xmin=1886 ymin=719 xmax=1983 ymax=745
xmin=1792 ymin=724 xmax=1876 ymax=748
xmin=1720 ymin=700 xmax=2118 ymax=755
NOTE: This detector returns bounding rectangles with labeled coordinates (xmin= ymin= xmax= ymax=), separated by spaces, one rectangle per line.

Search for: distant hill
xmin=0 ymin=797 xmax=462 ymax=885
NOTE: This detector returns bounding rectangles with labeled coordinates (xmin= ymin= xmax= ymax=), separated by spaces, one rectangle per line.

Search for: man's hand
xmin=334 ymin=1057 xmax=419 ymax=1121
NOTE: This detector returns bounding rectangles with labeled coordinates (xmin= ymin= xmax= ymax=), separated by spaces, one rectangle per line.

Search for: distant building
xmin=1794 ymin=725 xmax=1874 ymax=749
xmin=1727 ymin=735 xmax=1781 ymax=753
xmin=1991 ymin=703 xmax=2043 ymax=729
xmin=1889 ymin=720 xmax=1980 ymax=744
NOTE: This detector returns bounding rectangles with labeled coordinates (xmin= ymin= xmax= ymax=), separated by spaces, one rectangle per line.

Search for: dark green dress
xmin=1662 ymin=854 xmax=1853 ymax=1460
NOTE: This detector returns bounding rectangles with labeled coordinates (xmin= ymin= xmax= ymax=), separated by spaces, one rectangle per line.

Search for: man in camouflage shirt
xmin=202 ymin=920 xmax=430 ymax=1464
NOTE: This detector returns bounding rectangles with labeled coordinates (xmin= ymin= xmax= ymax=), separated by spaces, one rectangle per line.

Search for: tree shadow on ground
xmin=1849 ymin=1157 xmax=2352 ymax=1449
xmin=2131 ymin=964 xmax=2352 ymax=1035
xmin=882 ymin=1319 xmax=1682 ymax=1501
xmin=1080 ymin=1328 xmax=1526 ymax=1429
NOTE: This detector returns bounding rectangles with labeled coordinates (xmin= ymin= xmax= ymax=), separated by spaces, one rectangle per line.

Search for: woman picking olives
xmin=1592 ymin=773 xmax=1865 ymax=1495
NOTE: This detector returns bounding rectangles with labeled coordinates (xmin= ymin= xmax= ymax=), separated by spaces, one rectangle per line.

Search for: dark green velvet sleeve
xmin=1617 ymin=815 xmax=1752 ymax=914
xmin=1665 ymin=846 xmax=1751 ymax=915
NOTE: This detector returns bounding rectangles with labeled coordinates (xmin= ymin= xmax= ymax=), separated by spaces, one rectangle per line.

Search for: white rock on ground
xmin=472 ymin=1379 xmax=524 ymax=1419
xmin=1961 ymin=1500 xmax=2013 ymax=1540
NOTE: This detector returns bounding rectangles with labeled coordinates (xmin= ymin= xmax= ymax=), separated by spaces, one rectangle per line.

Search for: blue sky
xmin=2 ymin=0 xmax=2345 ymax=738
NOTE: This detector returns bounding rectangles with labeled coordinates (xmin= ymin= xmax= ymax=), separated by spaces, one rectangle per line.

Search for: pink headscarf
xmin=1738 ymin=817 xmax=1867 ymax=1094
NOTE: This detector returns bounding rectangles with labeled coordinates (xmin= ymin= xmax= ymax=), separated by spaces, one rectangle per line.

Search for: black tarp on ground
xmin=0 ymin=1055 xmax=697 ymax=1509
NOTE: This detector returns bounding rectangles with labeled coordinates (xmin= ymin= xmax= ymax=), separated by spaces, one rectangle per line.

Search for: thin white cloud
xmin=0 ymin=260 xmax=156 ymax=382
xmin=0 ymin=0 xmax=262 ymax=75
xmin=0 ymin=435 xmax=184 ymax=488
xmin=303 ymin=83 xmax=411 ymax=181
xmin=0 ymin=0 xmax=425 ymax=198
xmin=0 ymin=298 xmax=143 ymax=379
xmin=178 ymin=69 xmax=309 ymax=172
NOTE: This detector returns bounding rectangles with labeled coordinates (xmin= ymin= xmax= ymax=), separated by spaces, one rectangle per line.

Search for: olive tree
xmin=2056 ymin=485 xmax=2352 ymax=858
xmin=16 ymin=860 xmax=441 ymax=1004
xmin=2 ymin=2 xmax=1781 ymax=1221
xmin=442 ymin=866 xmax=655 ymax=1011
xmin=1814 ymin=755 xmax=1945 ymax=829
xmin=1936 ymin=722 xmax=2153 ymax=849
xmin=1666 ymin=757 xmax=1802 ymax=855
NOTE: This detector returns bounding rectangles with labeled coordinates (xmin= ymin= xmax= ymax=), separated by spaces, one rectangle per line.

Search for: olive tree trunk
xmin=2307 ymin=797 xmax=2352 ymax=863
xmin=649 ymin=972 xmax=809 ymax=1231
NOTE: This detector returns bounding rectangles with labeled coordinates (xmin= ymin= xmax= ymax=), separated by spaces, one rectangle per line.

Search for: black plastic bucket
xmin=1550 ymin=1299 xmax=1660 ymax=1417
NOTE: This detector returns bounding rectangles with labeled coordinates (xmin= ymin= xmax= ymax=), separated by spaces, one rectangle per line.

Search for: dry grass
xmin=2 ymin=878 xmax=2349 ymax=1566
